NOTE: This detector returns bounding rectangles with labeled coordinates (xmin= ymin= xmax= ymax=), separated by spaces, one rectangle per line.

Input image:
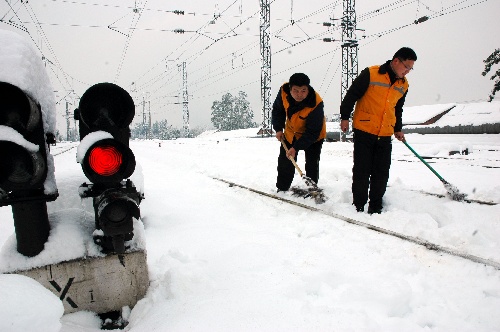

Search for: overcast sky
xmin=0 ymin=0 xmax=498 ymax=133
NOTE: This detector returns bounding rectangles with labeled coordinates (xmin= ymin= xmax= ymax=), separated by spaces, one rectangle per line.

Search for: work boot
xmin=368 ymin=205 xmax=382 ymax=215
xmin=353 ymin=203 xmax=364 ymax=212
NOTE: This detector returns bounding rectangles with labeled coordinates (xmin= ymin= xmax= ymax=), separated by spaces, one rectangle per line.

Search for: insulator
xmin=414 ymin=16 xmax=429 ymax=24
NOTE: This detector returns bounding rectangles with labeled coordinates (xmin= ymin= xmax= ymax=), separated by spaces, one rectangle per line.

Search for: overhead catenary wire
xmin=130 ymin=1 xmax=480 ymax=122
xmin=2 ymin=0 xmax=492 ymax=129
xmin=129 ymin=0 xmax=493 ymax=125
xmin=131 ymin=0 xmax=334 ymax=99
xmin=113 ymin=0 xmax=149 ymax=83
xmin=136 ymin=0 xmax=336 ymax=96
xmin=1 ymin=1 xmax=75 ymax=95
xmin=2 ymin=0 xmax=336 ymax=103
xmin=130 ymin=0 xmax=242 ymax=93
xmin=25 ymin=2 xmax=73 ymax=89
xmin=48 ymin=0 xmax=196 ymax=16
xmin=1 ymin=0 xmax=23 ymax=21
xmin=361 ymin=0 xmax=491 ymax=39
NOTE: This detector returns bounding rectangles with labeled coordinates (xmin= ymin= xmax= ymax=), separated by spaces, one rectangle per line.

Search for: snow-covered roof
xmin=433 ymin=101 xmax=500 ymax=126
xmin=402 ymin=103 xmax=456 ymax=124
xmin=325 ymin=101 xmax=499 ymax=133
xmin=403 ymin=101 xmax=500 ymax=126
xmin=326 ymin=121 xmax=341 ymax=132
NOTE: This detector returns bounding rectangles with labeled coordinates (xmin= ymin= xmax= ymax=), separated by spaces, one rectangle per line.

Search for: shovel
xmin=403 ymin=139 xmax=467 ymax=201
xmin=280 ymin=138 xmax=326 ymax=204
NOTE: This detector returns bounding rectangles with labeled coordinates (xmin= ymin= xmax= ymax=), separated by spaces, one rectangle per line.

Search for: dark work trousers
xmin=276 ymin=138 xmax=324 ymax=191
xmin=352 ymin=129 xmax=392 ymax=209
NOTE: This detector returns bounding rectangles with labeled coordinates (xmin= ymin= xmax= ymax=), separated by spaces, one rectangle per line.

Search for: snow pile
xmin=0 ymin=132 xmax=499 ymax=331
xmin=0 ymin=30 xmax=56 ymax=138
xmin=0 ymin=274 xmax=63 ymax=332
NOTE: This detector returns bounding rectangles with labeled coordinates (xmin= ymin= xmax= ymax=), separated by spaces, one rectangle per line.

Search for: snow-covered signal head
xmin=75 ymin=83 xmax=136 ymax=185
xmin=75 ymin=83 xmax=141 ymax=256
xmin=0 ymin=82 xmax=51 ymax=199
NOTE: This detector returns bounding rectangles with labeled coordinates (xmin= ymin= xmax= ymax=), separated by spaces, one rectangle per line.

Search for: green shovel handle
xmin=403 ymin=140 xmax=446 ymax=183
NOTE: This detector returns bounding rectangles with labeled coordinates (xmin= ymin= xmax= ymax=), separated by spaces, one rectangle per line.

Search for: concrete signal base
xmin=13 ymin=249 xmax=149 ymax=314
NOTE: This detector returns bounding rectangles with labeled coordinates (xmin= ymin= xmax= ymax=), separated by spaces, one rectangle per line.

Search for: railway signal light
xmin=81 ymin=137 xmax=136 ymax=185
xmin=0 ymin=81 xmax=58 ymax=256
xmin=75 ymin=83 xmax=142 ymax=256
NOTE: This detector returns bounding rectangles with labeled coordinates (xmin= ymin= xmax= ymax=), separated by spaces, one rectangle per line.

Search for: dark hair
xmin=393 ymin=47 xmax=417 ymax=61
xmin=289 ymin=73 xmax=310 ymax=87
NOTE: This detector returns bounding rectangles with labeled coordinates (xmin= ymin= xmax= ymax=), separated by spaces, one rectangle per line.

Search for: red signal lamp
xmin=81 ymin=138 xmax=135 ymax=184
xmin=88 ymin=145 xmax=123 ymax=176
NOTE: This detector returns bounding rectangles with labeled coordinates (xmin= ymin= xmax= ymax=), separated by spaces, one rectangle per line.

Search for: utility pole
xmin=148 ymin=100 xmax=151 ymax=140
xmin=341 ymin=0 xmax=358 ymax=101
xmin=259 ymin=0 xmax=272 ymax=136
xmin=66 ymin=101 xmax=70 ymax=141
xmin=142 ymin=96 xmax=146 ymax=139
xmin=181 ymin=61 xmax=189 ymax=138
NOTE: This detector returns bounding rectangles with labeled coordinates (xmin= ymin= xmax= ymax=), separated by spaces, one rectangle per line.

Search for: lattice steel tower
xmin=259 ymin=0 xmax=272 ymax=135
xmin=341 ymin=0 xmax=358 ymax=100
xmin=181 ymin=61 xmax=189 ymax=138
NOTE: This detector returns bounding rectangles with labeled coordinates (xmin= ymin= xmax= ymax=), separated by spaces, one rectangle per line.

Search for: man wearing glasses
xmin=339 ymin=47 xmax=417 ymax=214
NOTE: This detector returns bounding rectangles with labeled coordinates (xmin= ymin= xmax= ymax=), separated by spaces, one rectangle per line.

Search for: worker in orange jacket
xmin=340 ymin=47 xmax=417 ymax=214
xmin=272 ymin=73 xmax=326 ymax=192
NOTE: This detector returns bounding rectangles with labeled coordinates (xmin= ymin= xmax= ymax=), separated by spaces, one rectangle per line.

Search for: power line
xmin=136 ymin=0 xmax=492 ymax=118
xmin=114 ymin=0 xmax=149 ymax=82
xmin=361 ymin=0 xmax=491 ymax=39
xmin=3 ymin=0 xmax=491 ymax=129
xmin=130 ymin=0 xmax=241 ymax=91
xmin=1 ymin=1 xmax=74 ymax=94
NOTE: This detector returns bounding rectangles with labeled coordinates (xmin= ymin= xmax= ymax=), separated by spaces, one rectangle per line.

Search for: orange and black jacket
xmin=340 ymin=60 xmax=408 ymax=136
xmin=272 ymin=83 xmax=326 ymax=151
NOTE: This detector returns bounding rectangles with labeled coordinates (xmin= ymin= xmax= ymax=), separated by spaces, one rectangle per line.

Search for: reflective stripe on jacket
xmin=353 ymin=65 xmax=409 ymax=136
xmin=281 ymin=87 xmax=326 ymax=144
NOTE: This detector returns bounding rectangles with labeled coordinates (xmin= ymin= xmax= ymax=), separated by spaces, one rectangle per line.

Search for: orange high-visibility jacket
xmin=353 ymin=65 xmax=409 ymax=137
xmin=281 ymin=87 xmax=326 ymax=144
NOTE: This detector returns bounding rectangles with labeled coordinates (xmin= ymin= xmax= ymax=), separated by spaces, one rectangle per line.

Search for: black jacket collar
xmin=379 ymin=60 xmax=406 ymax=85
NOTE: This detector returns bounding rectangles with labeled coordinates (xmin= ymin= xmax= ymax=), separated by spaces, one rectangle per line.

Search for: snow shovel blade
xmin=403 ymin=140 xmax=467 ymax=202
xmin=291 ymin=175 xmax=326 ymax=204
xmin=441 ymin=179 xmax=467 ymax=202
xmin=280 ymin=138 xmax=327 ymax=204
xmin=290 ymin=186 xmax=326 ymax=204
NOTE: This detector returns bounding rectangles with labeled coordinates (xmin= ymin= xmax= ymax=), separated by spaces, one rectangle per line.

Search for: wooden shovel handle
xmin=280 ymin=138 xmax=304 ymax=177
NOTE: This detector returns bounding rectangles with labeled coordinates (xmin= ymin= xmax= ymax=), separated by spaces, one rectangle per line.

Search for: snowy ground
xmin=1 ymin=131 xmax=499 ymax=331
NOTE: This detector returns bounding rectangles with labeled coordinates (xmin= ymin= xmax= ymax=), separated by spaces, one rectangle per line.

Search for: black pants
xmin=352 ymin=129 xmax=392 ymax=209
xmin=276 ymin=139 xmax=324 ymax=191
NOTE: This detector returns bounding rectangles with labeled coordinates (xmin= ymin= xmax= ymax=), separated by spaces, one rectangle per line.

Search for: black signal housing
xmin=0 ymin=82 xmax=49 ymax=199
xmin=75 ymin=82 xmax=143 ymax=257
xmin=0 ymin=81 xmax=57 ymax=256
